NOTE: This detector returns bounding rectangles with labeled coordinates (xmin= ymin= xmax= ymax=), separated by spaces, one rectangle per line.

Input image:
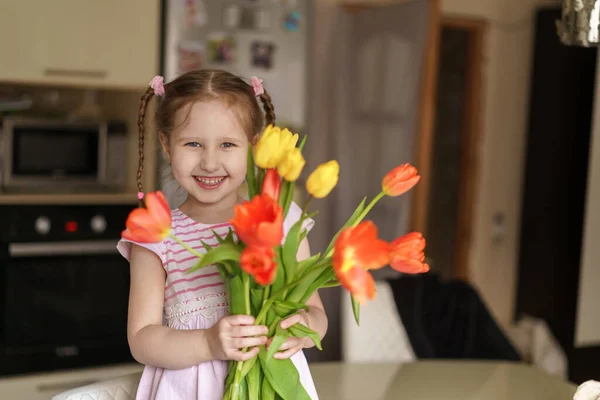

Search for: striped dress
xmin=117 ymin=202 xmax=318 ymax=400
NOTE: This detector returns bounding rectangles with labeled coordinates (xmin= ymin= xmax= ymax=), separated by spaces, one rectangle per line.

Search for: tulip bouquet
xmin=121 ymin=125 xmax=429 ymax=400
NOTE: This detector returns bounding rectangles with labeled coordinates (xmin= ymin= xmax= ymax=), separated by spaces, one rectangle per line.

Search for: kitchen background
xmin=1 ymin=0 xmax=600 ymax=398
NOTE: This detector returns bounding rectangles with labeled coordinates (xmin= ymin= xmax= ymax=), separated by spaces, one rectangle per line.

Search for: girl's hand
xmin=206 ymin=315 xmax=268 ymax=361
xmin=269 ymin=312 xmax=311 ymax=360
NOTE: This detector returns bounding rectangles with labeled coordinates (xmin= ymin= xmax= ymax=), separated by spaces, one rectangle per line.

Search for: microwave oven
xmin=0 ymin=117 xmax=128 ymax=193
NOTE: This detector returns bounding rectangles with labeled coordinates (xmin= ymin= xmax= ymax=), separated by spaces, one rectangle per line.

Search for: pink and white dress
xmin=117 ymin=202 xmax=319 ymax=400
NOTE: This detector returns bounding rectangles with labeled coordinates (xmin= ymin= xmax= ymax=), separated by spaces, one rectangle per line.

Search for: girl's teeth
xmin=197 ymin=177 xmax=225 ymax=185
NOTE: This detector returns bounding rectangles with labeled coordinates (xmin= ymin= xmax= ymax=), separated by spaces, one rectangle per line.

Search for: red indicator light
xmin=65 ymin=221 xmax=78 ymax=233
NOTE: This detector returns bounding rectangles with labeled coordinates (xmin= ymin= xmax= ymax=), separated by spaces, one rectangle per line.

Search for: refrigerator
xmin=159 ymin=0 xmax=312 ymax=207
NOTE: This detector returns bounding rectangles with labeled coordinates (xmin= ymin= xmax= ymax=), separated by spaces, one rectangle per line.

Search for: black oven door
xmin=0 ymin=239 xmax=134 ymax=376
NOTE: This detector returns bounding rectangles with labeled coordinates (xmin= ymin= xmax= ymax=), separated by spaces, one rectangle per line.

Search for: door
xmin=304 ymin=0 xmax=436 ymax=362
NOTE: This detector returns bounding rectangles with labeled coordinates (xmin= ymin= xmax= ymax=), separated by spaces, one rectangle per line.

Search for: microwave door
xmin=4 ymin=123 xmax=102 ymax=188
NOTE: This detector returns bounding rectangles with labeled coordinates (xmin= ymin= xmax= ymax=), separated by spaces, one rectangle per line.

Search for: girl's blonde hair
xmin=136 ymin=69 xmax=275 ymax=205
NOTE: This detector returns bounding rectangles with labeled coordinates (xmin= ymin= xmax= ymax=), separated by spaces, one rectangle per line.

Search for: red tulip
xmin=382 ymin=163 xmax=420 ymax=197
xmin=390 ymin=232 xmax=429 ymax=274
xmin=261 ymin=168 xmax=282 ymax=201
xmin=230 ymin=194 xmax=284 ymax=248
xmin=240 ymin=246 xmax=278 ymax=285
xmin=122 ymin=191 xmax=171 ymax=243
xmin=333 ymin=221 xmax=391 ymax=303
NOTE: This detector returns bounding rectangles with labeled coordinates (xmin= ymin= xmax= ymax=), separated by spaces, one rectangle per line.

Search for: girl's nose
xmin=200 ymin=150 xmax=219 ymax=172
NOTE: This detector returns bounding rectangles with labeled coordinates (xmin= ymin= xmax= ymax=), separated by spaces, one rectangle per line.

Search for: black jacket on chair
xmin=386 ymin=274 xmax=521 ymax=361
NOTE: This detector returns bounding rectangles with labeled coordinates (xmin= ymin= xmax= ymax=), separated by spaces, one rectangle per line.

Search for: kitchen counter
xmin=0 ymin=193 xmax=138 ymax=205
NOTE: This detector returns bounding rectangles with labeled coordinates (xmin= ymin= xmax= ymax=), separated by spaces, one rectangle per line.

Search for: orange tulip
xmin=382 ymin=163 xmax=420 ymax=197
xmin=261 ymin=168 xmax=282 ymax=201
xmin=240 ymin=246 xmax=278 ymax=285
xmin=122 ymin=191 xmax=172 ymax=243
xmin=390 ymin=232 xmax=429 ymax=274
xmin=333 ymin=221 xmax=391 ymax=303
xmin=230 ymin=194 xmax=284 ymax=248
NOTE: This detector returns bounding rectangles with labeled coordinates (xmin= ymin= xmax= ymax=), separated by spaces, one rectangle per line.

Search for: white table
xmin=309 ymin=360 xmax=578 ymax=400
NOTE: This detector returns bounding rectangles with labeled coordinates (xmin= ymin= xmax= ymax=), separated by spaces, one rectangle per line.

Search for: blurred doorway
xmin=421 ymin=18 xmax=486 ymax=281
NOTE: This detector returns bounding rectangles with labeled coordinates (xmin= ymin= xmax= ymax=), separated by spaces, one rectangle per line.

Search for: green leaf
xmin=212 ymin=230 xmax=226 ymax=244
xmin=273 ymin=300 xmax=309 ymax=318
xmin=240 ymin=355 xmax=258 ymax=377
xmin=266 ymin=325 xmax=289 ymax=360
xmin=352 ymin=295 xmax=361 ymax=325
xmin=297 ymin=253 xmax=320 ymax=271
xmin=298 ymin=134 xmax=308 ymax=151
xmin=250 ymin=288 xmax=264 ymax=315
xmin=282 ymin=181 xmax=296 ymax=217
xmin=258 ymin=347 xmax=312 ymax=400
xmin=261 ymin=376 xmax=275 ymax=400
xmin=270 ymin=247 xmax=286 ymax=294
xmin=228 ymin=275 xmax=246 ymax=315
xmin=247 ymin=144 xmax=256 ymax=199
xmin=267 ymin=312 xmax=281 ymax=337
xmin=247 ymin=360 xmax=262 ymax=400
xmin=285 ymin=267 xmax=324 ymax=303
xmin=256 ymin=168 xmax=265 ymax=197
xmin=186 ymin=243 xmax=242 ymax=274
xmin=224 ymin=227 xmax=236 ymax=244
xmin=299 ymin=267 xmax=335 ymax=304
xmin=323 ymin=197 xmax=367 ymax=257
xmin=288 ymin=323 xmax=322 ymax=351
xmin=239 ymin=375 xmax=248 ymax=400
xmin=282 ymin=220 xmax=303 ymax=284
xmin=225 ymin=360 xmax=236 ymax=388
xmin=279 ymin=180 xmax=292 ymax=212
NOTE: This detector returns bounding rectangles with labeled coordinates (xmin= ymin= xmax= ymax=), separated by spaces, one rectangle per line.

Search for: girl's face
xmin=162 ymin=99 xmax=249 ymax=210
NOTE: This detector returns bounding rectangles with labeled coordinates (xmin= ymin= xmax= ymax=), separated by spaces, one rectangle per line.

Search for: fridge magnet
xmin=177 ymin=40 xmax=205 ymax=74
xmin=184 ymin=0 xmax=207 ymax=29
xmin=207 ymin=33 xmax=236 ymax=64
xmin=283 ymin=10 xmax=301 ymax=32
xmin=250 ymin=41 xmax=276 ymax=70
xmin=223 ymin=4 xmax=241 ymax=29
xmin=240 ymin=7 xmax=256 ymax=30
xmin=255 ymin=9 xmax=271 ymax=30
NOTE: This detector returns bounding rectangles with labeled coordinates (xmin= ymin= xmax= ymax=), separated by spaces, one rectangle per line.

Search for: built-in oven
xmin=0 ymin=204 xmax=136 ymax=376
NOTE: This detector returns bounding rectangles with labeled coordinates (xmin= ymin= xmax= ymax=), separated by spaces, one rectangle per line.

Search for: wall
xmin=576 ymin=52 xmax=600 ymax=348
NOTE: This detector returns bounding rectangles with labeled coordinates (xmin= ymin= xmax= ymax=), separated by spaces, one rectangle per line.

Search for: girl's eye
xmin=185 ymin=142 xmax=201 ymax=148
xmin=221 ymin=142 xmax=235 ymax=148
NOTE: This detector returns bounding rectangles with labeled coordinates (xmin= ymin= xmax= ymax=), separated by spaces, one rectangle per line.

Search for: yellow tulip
xmin=254 ymin=125 xmax=299 ymax=169
xmin=306 ymin=160 xmax=339 ymax=198
xmin=277 ymin=148 xmax=306 ymax=182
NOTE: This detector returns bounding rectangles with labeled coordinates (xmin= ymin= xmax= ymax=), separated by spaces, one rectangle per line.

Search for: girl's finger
xmin=232 ymin=336 xmax=268 ymax=349
xmin=276 ymin=338 xmax=298 ymax=351
xmin=280 ymin=315 xmax=302 ymax=329
xmin=226 ymin=314 xmax=256 ymax=326
xmin=232 ymin=346 xmax=260 ymax=361
xmin=274 ymin=345 xmax=301 ymax=359
xmin=231 ymin=324 xmax=269 ymax=338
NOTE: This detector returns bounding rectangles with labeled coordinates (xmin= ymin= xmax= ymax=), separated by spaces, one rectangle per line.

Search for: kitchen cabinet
xmin=0 ymin=0 xmax=160 ymax=89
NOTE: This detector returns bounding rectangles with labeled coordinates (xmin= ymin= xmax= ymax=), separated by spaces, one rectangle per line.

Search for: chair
xmin=51 ymin=372 xmax=141 ymax=400
xmin=341 ymin=280 xmax=416 ymax=363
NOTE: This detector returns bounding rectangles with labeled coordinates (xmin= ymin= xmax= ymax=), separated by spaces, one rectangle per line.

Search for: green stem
xmin=168 ymin=234 xmax=204 ymax=258
xmin=255 ymin=259 xmax=330 ymax=324
xmin=301 ymin=195 xmax=313 ymax=218
xmin=229 ymin=274 xmax=252 ymax=395
xmin=352 ymin=191 xmax=385 ymax=227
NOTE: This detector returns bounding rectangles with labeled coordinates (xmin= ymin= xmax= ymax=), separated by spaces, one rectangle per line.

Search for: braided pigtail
xmin=259 ymin=90 xmax=276 ymax=126
xmin=136 ymin=86 xmax=154 ymax=207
